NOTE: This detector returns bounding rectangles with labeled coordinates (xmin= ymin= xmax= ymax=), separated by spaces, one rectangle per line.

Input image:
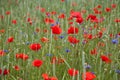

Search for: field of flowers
xmin=0 ymin=0 xmax=120 ymax=80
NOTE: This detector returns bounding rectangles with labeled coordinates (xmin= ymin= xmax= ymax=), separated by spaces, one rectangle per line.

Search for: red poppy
xmin=58 ymin=13 xmax=65 ymax=19
xmin=12 ymin=20 xmax=17 ymax=24
xmin=0 ymin=69 xmax=2 ymax=75
xmin=7 ymin=37 xmax=14 ymax=43
xmin=84 ymin=34 xmax=93 ymax=39
xmin=105 ymin=7 xmax=111 ymax=12
xmin=43 ymin=29 xmax=48 ymax=33
xmin=19 ymin=53 xmax=29 ymax=60
xmin=0 ymin=50 xmax=5 ymax=56
xmin=76 ymin=17 xmax=84 ymax=24
xmin=70 ymin=11 xmax=82 ymax=18
xmin=27 ymin=18 xmax=31 ymax=22
xmin=6 ymin=11 xmax=10 ymax=15
xmin=42 ymin=73 xmax=49 ymax=79
xmin=3 ymin=69 xmax=10 ymax=75
xmin=42 ymin=73 xmax=58 ymax=80
xmin=68 ymin=68 xmax=79 ymax=76
xmin=97 ymin=31 xmax=103 ymax=38
xmin=101 ymin=55 xmax=112 ymax=63
xmin=90 ymin=48 xmax=97 ymax=55
xmin=68 ymin=36 xmax=79 ymax=44
xmin=51 ymin=56 xmax=57 ymax=64
xmin=13 ymin=65 xmax=20 ymax=71
xmin=96 ymin=4 xmax=102 ymax=8
xmin=67 ymin=26 xmax=79 ymax=34
xmin=32 ymin=59 xmax=43 ymax=68
xmin=51 ymin=11 xmax=57 ymax=15
xmin=0 ymin=15 xmax=4 ymax=19
xmin=97 ymin=42 xmax=105 ymax=47
xmin=114 ymin=18 xmax=120 ymax=23
xmin=29 ymin=43 xmax=41 ymax=51
xmin=57 ymin=58 xmax=64 ymax=64
xmin=44 ymin=18 xmax=55 ymax=24
xmin=61 ymin=0 xmax=65 ymax=2
xmin=111 ymin=4 xmax=117 ymax=8
xmin=51 ymin=25 xmax=62 ymax=34
xmin=40 ymin=8 xmax=46 ymax=13
xmin=93 ymin=9 xmax=102 ymax=14
xmin=41 ymin=37 xmax=49 ymax=43
xmin=15 ymin=53 xmax=29 ymax=60
xmin=87 ymin=14 xmax=97 ymax=21
xmin=82 ymin=72 xmax=96 ymax=80
xmin=0 ymin=29 xmax=5 ymax=33
xmin=35 ymin=28 xmax=40 ymax=33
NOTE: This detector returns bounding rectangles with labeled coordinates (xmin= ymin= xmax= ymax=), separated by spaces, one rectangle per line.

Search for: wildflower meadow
xmin=0 ymin=0 xmax=120 ymax=80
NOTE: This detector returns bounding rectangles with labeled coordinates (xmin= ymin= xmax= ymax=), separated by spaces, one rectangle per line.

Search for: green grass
xmin=0 ymin=0 xmax=120 ymax=80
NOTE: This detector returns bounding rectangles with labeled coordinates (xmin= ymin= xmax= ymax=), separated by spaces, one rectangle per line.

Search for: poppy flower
xmin=42 ymin=73 xmax=58 ymax=80
xmin=12 ymin=20 xmax=17 ymax=24
xmin=82 ymin=72 xmax=96 ymax=80
xmin=58 ymin=13 xmax=65 ymax=19
xmin=43 ymin=29 xmax=48 ymax=33
xmin=0 ymin=29 xmax=5 ymax=33
xmin=0 ymin=15 xmax=4 ymax=19
xmin=76 ymin=17 xmax=84 ymax=24
xmin=57 ymin=58 xmax=64 ymax=64
xmin=97 ymin=31 xmax=103 ymax=38
xmin=68 ymin=36 xmax=79 ymax=44
xmin=7 ymin=37 xmax=14 ymax=43
xmin=68 ymin=68 xmax=79 ymax=76
xmin=3 ymin=69 xmax=10 ymax=75
xmin=6 ymin=11 xmax=10 ymax=15
xmin=97 ymin=42 xmax=105 ymax=47
xmin=0 ymin=69 xmax=2 ymax=75
xmin=84 ymin=34 xmax=93 ymax=39
xmin=27 ymin=18 xmax=31 ymax=22
xmin=0 ymin=50 xmax=5 ymax=56
xmin=44 ymin=18 xmax=55 ymax=24
xmin=61 ymin=0 xmax=65 ymax=2
xmin=51 ymin=25 xmax=62 ymax=34
xmin=70 ymin=11 xmax=82 ymax=18
xmin=87 ymin=14 xmax=97 ymax=21
xmin=40 ymin=8 xmax=46 ymax=13
xmin=93 ymin=9 xmax=102 ymax=14
xmin=111 ymin=4 xmax=117 ymax=8
xmin=96 ymin=4 xmax=102 ymax=8
xmin=15 ymin=53 xmax=29 ymax=60
xmin=67 ymin=26 xmax=79 ymax=34
xmin=29 ymin=43 xmax=41 ymax=51
xmin=41 ymin=37 xmax=49 ymax=43
xmin=51 ymin=11 xmax=57 ymax=15
xmin=105 ymin=7 xmax=111 ymax=12
xmin=35 ymin=28 xmax=40 ymax=33
xmin=13 ymin=65 xmax=20 ymax=71
xmin=51 ymin=56 xmax=57 ymax=64
xmin=32 ymin=59 xmax=43 ymax=68
xmin=114 ymin=18 xmax=120 ymax=23
xmin=101 ymin=55 xmax=112 ymax=63
xmin=90 ymin=48 xmax=97 ymax=55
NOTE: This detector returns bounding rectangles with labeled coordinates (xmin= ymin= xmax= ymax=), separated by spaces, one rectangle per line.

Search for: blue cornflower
xmin=46 ymin=53 xmax=53 ymax=56
xmin=59 ymin=36 xmax=64 ymax=39
xmin=3 ymin=50 xmax=9 ymax=53
xmin=115 ymin=70 xmax=120 ymax=74
xmin=25 ymin=41 xmax=31 ymax=45
xmin=112 ymin=39 xmax=118 ymax=44
xmin=85 ymin=64 xmax=91 ymax=69
xmin=65 ymin=49 xmax=70 ymax=53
